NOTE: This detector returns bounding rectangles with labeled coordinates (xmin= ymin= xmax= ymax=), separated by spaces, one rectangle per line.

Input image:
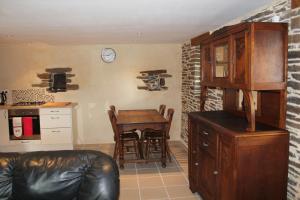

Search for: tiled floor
xmin=75 ymin=141 xmax=202 ymax=200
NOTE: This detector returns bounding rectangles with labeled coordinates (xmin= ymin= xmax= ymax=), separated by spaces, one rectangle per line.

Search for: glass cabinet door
xmin=214 ymin=43 xmax=229 ymax=78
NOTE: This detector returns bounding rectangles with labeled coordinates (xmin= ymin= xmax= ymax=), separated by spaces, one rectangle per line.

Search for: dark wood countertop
xmin=188 ymin=111 xmax=288 ymax=135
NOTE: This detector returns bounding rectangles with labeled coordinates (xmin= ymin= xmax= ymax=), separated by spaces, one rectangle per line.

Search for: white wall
xmin=0 ymin=43 xmax=182 ymax=144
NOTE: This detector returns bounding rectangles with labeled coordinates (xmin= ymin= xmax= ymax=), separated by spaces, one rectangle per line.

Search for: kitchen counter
xmin=0 ymin=102 xmax=77 ymax=109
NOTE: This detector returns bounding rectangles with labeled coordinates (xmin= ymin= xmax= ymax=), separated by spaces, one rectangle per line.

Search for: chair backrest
xmin=158 ymin=104 xmax=166 ymax=116
xmin=165 ymin=108 xmax=174 ymax=138
xmin=110 ymin=105 xmax=117 ymax=115
xmin=108 ymin=110 xmax=118 ymax=141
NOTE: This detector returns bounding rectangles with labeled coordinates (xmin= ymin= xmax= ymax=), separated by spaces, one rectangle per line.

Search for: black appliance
xmin=8 ymin=109 xmax=41 ymax=140
xmin=0 ymin=91 xmax=7 ymax=105
xmin=50 ymin=73 xmax=67 ymax=92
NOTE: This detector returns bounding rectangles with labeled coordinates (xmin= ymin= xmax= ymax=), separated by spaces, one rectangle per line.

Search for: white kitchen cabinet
xmin=40 ymin=115 xmax=72 ymax=128
xmin=41 ymin=128 xmax=72 ymax=144
xmin=40 ymin=107 xmax=73 ymax=147
xmin=0 ymin=106 xmax=75 ymax=152
xmin=0 ymin=110 xmax=9 ymax=145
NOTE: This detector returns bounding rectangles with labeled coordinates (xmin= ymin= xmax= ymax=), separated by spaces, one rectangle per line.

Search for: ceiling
xmin=0 ymin=0 xmax=272 ymax=44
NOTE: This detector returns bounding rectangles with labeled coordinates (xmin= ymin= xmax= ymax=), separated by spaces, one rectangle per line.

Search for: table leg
xmin=161 ymin=130 xmax=167 ymax=168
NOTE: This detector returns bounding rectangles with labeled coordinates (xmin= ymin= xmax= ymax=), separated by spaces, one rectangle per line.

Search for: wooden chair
xmin=108 ymin=110 xmax=140 ymax=160
xmin=110 ymin=105 xmax=117 ymax=115
xmin=143 ymin=108 xmax=174 ymax=162
xmin=158 ymin=104 xmax=166 ymax=116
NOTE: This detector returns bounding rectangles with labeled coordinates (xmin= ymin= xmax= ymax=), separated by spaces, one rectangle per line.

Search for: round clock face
xmin=101 ymin=48 xmax=116 ymax=63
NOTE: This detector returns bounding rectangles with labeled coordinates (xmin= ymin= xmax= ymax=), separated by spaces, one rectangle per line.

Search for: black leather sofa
xmin=0 ymin=150 xmax=119 ymax=200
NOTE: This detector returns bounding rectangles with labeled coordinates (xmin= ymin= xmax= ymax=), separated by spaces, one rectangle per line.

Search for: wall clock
xmin=101 ymin=48 xmax=116 ymax=63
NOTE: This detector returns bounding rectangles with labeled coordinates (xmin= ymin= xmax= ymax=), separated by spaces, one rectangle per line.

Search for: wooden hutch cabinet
xmin=188 ymin=22 xmax=289 ymax=200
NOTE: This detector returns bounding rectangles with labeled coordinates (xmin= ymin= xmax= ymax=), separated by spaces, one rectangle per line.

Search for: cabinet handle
xmin=51 ymin=130 xmax=61 ymax=133
xmin=50 ymin=110 xmax=59 ymax=113
xmin=195 ymin=162 xmax=199 ymax=166
xmin=192 ymin=150 xmax=196 ymax=154
xmin=203 ymin=131 xmax=209 ymax=135
xmin=50 ymin=117 xmax=60 ymax=120
xmin=213 ymin=171 xmax=218 ymax=175
xmin=21 ymin=141 xmax=30 ymax=144
xmin=4 ymin=111 xmax=6 ymax=119
xmin=202 ymin=142 xmax=209 ymax=147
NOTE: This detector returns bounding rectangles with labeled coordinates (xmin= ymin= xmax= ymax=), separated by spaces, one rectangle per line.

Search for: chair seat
xmin=144 ymin=131 xmax=163 ymax=139
xmin=144 ymin=130 xmax=170 ymax=139
xmin=121 ymin=131 xmax=139 ymax=140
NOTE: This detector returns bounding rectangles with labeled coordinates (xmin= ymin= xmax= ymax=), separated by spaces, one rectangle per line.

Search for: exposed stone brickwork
xmin=181 ymin=43 xmax=201 ymax=144
xmin=181 ymin=0 xmax=300 ymax=199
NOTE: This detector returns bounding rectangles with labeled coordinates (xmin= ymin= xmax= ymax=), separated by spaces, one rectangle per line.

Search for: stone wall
xmin=181 ymin=0 xmax=300 ymax=199
xmin=181 ymin=43 xmax=201 ymax=144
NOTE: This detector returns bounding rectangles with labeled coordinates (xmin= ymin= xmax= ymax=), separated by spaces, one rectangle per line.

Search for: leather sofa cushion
xmin=0 ymin=150 xmax=119 ymax=200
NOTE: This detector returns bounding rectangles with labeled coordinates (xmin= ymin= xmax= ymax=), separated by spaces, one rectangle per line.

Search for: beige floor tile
xmin=138 ymin=176 xmax=164 ymax=188
xmin=120 ymin=169 xmax=137 ymax=179
xmin=166 ymin=185 xmax=195 ymax=198
xmin=162 ymin=174 xmax=188 ymax=186
xmin=120 ymin=177 xmax=139 ymax=189
xmin=140 ymin=187 xmax=168 ymax=199
xmin=137 ymin=168 xmax=160 ymax=177
xmin=159 ymin=166 xmax=183 ymax=176
xmin=158 ymin=161 xmax=179 ymax=169
xmin=120 ymin=189 xmax=140 ymax=200
xmin=77 ymin=141 xmax=194 ymax=200
xmin=170 ymin=195 xmax=202 ymax=200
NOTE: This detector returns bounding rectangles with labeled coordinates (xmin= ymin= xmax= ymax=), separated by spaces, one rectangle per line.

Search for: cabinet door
xmin=201 ymin=44 xmax=212 ymax=83
xmin=218 ymin=136 xmax=235 ymax=200
xmin=212 ymin=37 xmax=231 ymax=85
xmin=0 ymin=110 xmax=9 ymax=145
xmin=188 ymin=119 xmax=200 ymax=192
xmin=198 ymin=149 xmax=218 ymax=200
xmin=232 ymin=31 xmax=248 ymax=87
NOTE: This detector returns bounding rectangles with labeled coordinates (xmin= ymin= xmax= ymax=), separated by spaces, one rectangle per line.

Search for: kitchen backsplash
xmin=12 ymin=88 xmax=55 ymax=103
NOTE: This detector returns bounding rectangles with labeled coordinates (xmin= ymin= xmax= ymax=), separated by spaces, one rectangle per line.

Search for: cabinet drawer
xmin=41 ymin=128 xmax=72 ymax=144
xmin=198 ymin=127 xmax=218 ymax=157
xmin=40 ymin=108 xmax=72 ymax=115
xmin=199 ymin=128 xmax=217 ymax=144
xmin=40 ymin=115 xmax=72 ymax=128
xmin=9 ymin=139 xmax=41 ymax=145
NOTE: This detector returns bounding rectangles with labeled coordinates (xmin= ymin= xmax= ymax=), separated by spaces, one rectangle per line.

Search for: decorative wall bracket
xmin=137 ymin=69 xmax=172 ymax=91
xmin=32 ymin=67 xmax=79 ymax=93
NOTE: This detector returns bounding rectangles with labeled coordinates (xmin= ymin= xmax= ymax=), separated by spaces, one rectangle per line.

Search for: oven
xmin=8 ymin=109 xmax=41 ymax=141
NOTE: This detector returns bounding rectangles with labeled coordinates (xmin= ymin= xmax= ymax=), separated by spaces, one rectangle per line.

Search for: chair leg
xmin=113 ymin=142 xmax=118 ymax=160
xmin=133 ymin=140 xmax=139 ymax=159
xmin=166 ymin=142 xmax=172 ymax=162
xmin=145 ymin=139 xmax=150 ymax=161
xmin=138 ymin=139 xmax=144 ymax=159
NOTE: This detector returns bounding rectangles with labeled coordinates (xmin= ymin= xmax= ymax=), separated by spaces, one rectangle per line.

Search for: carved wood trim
xmin=278 ymin=90 xmax=287 ymax=129
xmin=200 ymin=86 xmax=208 ymax=111
xmin=242 ymin=90 xmax=256 ymax=131
xmin=292 ymin=0 xmax=300 ymax=9
xmin=191 ymin=32 xmax=210 ymax=46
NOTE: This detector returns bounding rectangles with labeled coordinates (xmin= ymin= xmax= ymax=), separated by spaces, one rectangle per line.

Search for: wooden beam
xmin=191 ymin=32 xmax=210 ymax=46
xmin=292 ymin=0 xmax=300 ymax=9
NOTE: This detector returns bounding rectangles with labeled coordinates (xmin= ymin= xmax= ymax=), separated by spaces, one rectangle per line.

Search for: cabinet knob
xmin=203 ymin=131 xmax=209 ymax=135
xmin=192 ymin=150 xmax=196 ymax=154
xmin=213 ymin=171 xmax=218 ymax=175
xmin=195 ymin=162 xmax=199 ymax=166
xmin=202 ymin=142 xmax=209 ymax=147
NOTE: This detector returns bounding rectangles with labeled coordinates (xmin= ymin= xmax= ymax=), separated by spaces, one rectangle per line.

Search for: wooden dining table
xmin=116 ymin=109 xmax=168 ymax=169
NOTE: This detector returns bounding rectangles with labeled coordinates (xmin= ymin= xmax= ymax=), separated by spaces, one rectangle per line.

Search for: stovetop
xmin=12 ymin=101 xmax=46 ymax=106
